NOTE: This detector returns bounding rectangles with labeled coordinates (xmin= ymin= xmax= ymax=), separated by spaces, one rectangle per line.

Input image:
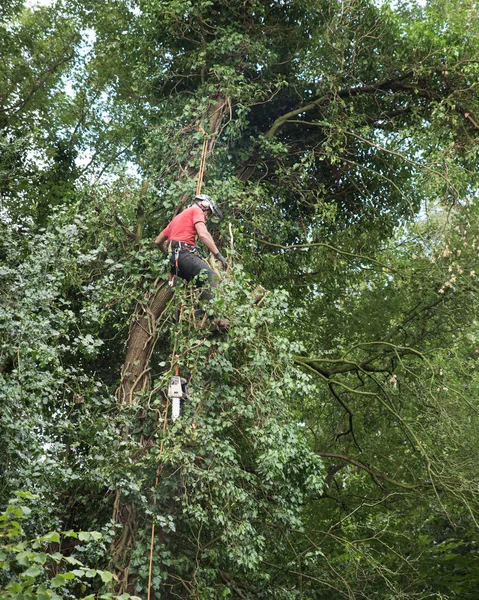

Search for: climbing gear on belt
xmin=168 ymin=240 xmax=203 ymax=287
xmin=168 ymin=245 xmax=180 ymax=287
xmin=171 ymin=241 xmax=200 ymax=253
xmin=169 ymin=240 xmax=205 ymax=287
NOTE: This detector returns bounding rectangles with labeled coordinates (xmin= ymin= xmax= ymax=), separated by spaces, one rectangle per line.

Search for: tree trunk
xmin=117 ymin=279 xmax=173 ymax=405
xmin=117 ymin=95 xmax=228 ymax=405
xmin=112 ymin=94 xmax=229 ymax=594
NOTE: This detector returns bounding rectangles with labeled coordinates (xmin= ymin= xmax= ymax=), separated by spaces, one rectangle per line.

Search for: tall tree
xmin=1 ymin=0 xmax=479 ymax=598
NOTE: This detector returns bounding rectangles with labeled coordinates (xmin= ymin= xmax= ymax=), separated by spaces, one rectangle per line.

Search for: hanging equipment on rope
xmin=167 ymin=374 xmax=188 ymax=421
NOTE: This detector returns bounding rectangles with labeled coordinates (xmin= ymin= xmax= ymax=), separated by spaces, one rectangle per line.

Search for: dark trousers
xmin=170 ymin=250 xmax=218 ymax=302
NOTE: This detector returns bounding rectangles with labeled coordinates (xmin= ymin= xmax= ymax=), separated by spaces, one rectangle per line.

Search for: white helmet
xmin=194 ymin=194 xmax=223 ymax=220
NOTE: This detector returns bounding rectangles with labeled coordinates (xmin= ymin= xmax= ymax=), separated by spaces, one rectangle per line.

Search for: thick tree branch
xmin=319 ymin=453 xmax=423 ymax=489
xmin=391 ymin=81 xmax=479 ymax=130
xmin=265 ymin=68 xmax=479 ymax=143
xmin=246 ymin=235 xmax=397 ymax=272
xmin=265 ymin=71 xmax=414 ymax=139
xmin=295 ymin=343 xmax=424 ymax=378
xmin=319 ymin=453 xmax=461 ymax=491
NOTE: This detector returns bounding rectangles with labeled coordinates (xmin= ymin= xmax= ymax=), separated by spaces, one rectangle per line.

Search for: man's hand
xmin=215 ymin=252 xmax=228 ymax=270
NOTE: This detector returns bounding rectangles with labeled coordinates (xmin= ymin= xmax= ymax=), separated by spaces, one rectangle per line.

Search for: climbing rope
xmin=147 ymin=329 xmax=181 ymax=600
xmin=146 ymin=408 xmax=168 ymax=600
xmin=195 ymin=129 xmax=209 ymax=196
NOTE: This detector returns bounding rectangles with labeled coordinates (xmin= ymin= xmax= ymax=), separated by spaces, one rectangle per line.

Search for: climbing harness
xmin=171 ymin=241 xmax=200 ymax=253
xmin=168 ymin=241 xmax=202 ymax=288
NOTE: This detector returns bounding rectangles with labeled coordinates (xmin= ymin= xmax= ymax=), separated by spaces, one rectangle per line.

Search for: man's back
xmin=161 ymin=205 xmax=205 ymax=246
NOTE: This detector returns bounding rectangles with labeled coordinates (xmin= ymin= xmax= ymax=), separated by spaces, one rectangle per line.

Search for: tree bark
xmin=117 ymin=279 xmax=173 ymax=405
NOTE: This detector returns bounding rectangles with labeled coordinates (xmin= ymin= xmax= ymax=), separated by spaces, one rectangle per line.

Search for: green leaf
xmin=64 ymin=556 xmax=83 ymax=565
xmin=99 ymin=570 xmax=113 ymax=583
xmin=84 ymin=569 xmax=97 ymax=578
xmin=23 ymin=565 xmax=42 ymax=578
xmin=39 ymin=532 xmax=60 ymax=543
xmin=72 ymin=569 xmax=85 ymax=577
xmin=50 ymin=574 xmax=67 ymax=588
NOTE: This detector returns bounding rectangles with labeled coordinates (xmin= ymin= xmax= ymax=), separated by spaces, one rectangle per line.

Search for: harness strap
xmin=168 ymin=240 xmax=204 ymax=288
xmin=171 ymin=241 xmax=198 ymax=252
xmin=167 ymin=241 xmax=181 ymax=287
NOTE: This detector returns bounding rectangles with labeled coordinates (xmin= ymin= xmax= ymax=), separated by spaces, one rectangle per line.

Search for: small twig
xmin=228 ymin=222 xmax=234 ymax=253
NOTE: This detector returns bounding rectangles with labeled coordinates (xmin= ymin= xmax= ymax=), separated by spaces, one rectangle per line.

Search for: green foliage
xmin=290 ymin=200 xmax=479 ymax=597
xmin=1 ymin=0 xmax=479 ymax=598
xmin=0 ymin=492 xmax=139 ymax=600
xmin=0 ymin=2 xmax=82 ymax=223
xmin=114 ymin=269 xmax=325 ymax=597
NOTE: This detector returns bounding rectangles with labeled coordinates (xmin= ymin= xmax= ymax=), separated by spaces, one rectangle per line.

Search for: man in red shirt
xmin=155 ymin=194 xmax=228 ymax=326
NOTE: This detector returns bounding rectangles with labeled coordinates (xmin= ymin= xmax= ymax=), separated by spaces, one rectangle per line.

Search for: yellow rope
xmin=195 ymin=132 xmax=209 ymax=196
xmin=146 ymin=408 xmax=168 ymax=600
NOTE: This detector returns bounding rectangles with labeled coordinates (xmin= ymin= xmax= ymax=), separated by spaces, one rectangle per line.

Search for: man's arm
xmin=195 ymin=222 xmax=219 ymax=255
xmin=195 ymin=222 xmax=228 ymax=269
xmin=155 ymin=231 xmax=168 ymax=251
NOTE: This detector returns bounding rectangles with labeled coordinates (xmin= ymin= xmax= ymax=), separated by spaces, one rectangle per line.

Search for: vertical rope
xmin=147 ymin=334 xmax=180 ymax=599
xmin=146 ymin=409 xmax=168 ymax=600
xmin=147 ymin=127 xmax=208 ymax=597
xmin=196 ymin=133 xmax=209 ymax=196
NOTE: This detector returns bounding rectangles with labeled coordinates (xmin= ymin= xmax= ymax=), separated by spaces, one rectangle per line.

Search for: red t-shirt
xmin=161 ymin=205 xmax=205 ymax=246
